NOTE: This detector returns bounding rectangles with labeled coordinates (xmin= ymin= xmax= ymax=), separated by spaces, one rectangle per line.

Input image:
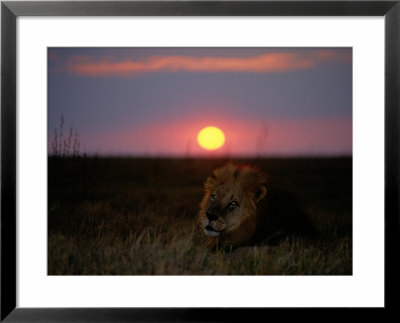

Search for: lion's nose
xmin=206 ymin=212 xmax=219 ymax=222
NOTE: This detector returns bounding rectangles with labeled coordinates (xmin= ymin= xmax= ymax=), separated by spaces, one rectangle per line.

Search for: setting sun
xmin=197 ymin=126 xmax=225 ymax=151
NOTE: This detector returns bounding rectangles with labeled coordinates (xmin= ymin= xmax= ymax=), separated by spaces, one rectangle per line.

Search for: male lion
xmin=199 ymin=163 xmax=316 ymax=249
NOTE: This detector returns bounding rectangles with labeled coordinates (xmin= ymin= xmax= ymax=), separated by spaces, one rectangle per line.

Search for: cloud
xmin=63 ymin=50 xmax=350 ymax=77
xmin=314 ymin=50 xmax=352 ymax=63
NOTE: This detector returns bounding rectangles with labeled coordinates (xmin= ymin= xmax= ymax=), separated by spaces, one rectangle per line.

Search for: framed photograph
xmin=1 ymin=0 xmax=399 ymax=321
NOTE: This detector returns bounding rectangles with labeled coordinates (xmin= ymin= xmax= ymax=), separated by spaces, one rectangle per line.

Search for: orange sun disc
xmin=197 ymin=126 xmax=225 ymax=151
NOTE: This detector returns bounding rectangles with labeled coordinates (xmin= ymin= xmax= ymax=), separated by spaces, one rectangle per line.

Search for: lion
xmin=199 ymin=163 xmax=316 ymax=249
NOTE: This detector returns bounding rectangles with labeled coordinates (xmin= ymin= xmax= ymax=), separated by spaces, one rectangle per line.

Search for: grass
xmin=48 ymin=157 xmax=352 ymax=275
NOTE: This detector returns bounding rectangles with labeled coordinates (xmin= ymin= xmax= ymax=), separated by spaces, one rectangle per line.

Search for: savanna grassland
xmin=48 ymin=157 xmax=352 ymax=275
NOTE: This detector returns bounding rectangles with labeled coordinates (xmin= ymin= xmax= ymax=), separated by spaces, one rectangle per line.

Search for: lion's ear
xmin=255 ymin=185 xmax=267 ymax=203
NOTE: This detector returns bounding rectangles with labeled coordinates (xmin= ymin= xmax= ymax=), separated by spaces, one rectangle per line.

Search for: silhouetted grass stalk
xmin=52 ymin=115 xmax=80 ymax=157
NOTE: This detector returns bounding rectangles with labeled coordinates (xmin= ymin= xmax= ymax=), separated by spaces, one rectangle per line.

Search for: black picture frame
xmin=1 ymin=1 xmax=399 ymax=321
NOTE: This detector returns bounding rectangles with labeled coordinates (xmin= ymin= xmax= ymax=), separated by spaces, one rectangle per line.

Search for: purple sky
xmin=48 ymin=47 xmax=352 ymax=157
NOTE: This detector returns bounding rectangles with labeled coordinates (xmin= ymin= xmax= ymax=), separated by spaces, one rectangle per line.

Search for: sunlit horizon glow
xmin=197 ymin=126 xmax=225 ymax=151
xmin=48 ymin=48 xmax=352 ymax=157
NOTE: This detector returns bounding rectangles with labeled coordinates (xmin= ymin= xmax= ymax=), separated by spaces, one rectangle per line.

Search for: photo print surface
xmin=48 ymin=47 xmax=352 ymax=275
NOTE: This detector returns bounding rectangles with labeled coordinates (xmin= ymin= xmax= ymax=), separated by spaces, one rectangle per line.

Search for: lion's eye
xmin=210 ymin=193 xmax=216 ymax=201
xmin=229 ymin=201 xmax=239 ymax=208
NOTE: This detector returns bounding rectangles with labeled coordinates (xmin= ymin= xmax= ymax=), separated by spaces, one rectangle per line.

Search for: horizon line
xmin=48 ymin=153 xmax=352 ymax=159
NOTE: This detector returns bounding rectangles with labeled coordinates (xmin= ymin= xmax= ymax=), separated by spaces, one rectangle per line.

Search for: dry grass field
xmin=48 ymin=157 xmax=352 ymax=275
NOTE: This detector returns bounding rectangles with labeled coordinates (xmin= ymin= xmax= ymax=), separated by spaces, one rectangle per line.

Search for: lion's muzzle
xmin=203 ymin=212 xmax=226 ymax=237
xmin=204 ymin=223 xmax=219 ymax=237
xmin=204 ymin=223 xmax=220 ymax=237
xmin=205 ymin=212 xmax=219 ymax=222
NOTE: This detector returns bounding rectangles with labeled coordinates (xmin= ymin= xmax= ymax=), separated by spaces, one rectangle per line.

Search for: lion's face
xmin=202 ymin=181 xmax=250 ymax=237
xmin=199 ymin=164 xmax=268 ymax=244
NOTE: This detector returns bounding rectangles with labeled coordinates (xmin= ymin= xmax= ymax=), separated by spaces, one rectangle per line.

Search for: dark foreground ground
xmin=48 ymin=157 xmax=352 ymax=275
